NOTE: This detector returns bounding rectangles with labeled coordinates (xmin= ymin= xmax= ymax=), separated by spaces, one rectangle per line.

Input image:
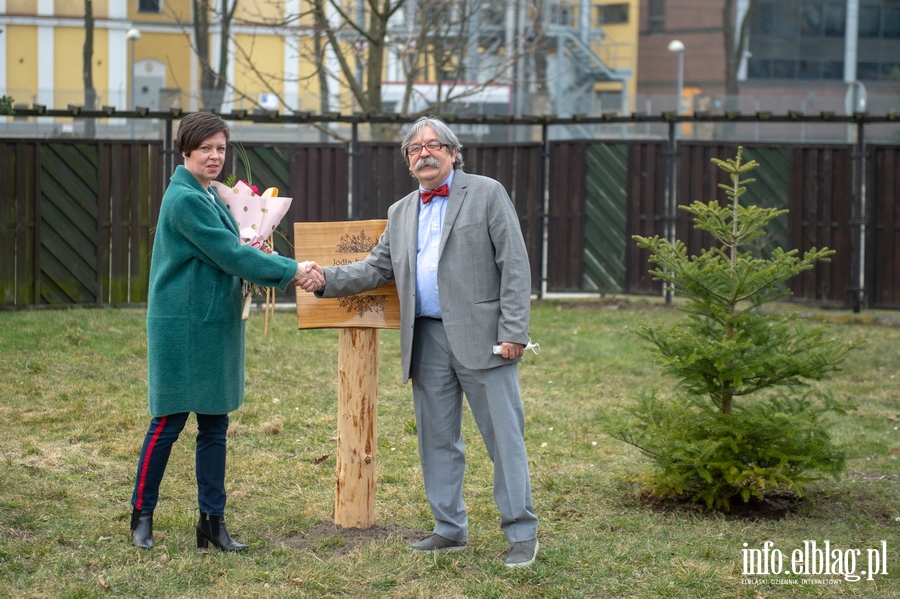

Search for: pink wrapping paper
xmin=211 ymin=180 xmax=293 ymax=248
xmin=210 ymin=180 xmax=294 ymax=326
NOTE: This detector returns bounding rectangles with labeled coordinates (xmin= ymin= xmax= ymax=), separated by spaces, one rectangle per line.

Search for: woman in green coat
xmin=129 ymin=112 xmax=321 ymax=551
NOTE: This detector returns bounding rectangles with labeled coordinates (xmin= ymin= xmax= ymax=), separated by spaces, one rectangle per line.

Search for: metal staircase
xmin=549 ymin=24 xmax=632 ymax=120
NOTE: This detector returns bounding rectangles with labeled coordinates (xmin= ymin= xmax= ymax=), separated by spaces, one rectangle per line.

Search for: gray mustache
xmin=415 ymin=156 xmax=442 ymax=170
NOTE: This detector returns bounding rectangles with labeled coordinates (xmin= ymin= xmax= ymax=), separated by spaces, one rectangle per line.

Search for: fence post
xmin=163 ymin=118 xmax=174 ymax=185
xmin=663 ymin=119 xmax=678 ymax=306
xmin=540 ymin=121 xmax=550 ymax=298
xmin=848 ymin=119 xmax=866 ymax=312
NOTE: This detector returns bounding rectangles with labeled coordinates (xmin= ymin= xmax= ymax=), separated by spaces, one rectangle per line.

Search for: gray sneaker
xmin=410 ymin=534 xmax=467 ymax=553
xmin=504 ymin=538 xmax=539 ymax=568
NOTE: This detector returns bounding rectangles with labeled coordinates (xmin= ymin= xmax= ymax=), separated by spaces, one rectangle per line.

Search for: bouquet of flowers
xmin=211 ymin=177 xmax=293 ymax=332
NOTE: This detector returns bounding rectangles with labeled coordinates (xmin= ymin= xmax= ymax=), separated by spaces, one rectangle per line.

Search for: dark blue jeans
xmin=131 ymin=412 xmax=229 ymax=516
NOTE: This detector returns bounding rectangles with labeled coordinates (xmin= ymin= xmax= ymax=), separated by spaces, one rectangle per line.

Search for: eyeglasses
xmin=406 ymin=140 xmax=449 ymax=156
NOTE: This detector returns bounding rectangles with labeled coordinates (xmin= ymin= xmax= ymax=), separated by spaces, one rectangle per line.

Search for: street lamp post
xmin=126 ymin=28 xmax=141 ymax=109
xmin=126 ymin=28 xmax=141 ymax=138
xmin=663 ymin=39 xmax=684 ymax=305
xmin=667 ymin=39 xmax=685 ymax=116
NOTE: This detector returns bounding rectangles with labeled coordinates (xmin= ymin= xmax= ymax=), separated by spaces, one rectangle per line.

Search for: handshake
xmin=294 ymin=261 xmax=325 ymax=293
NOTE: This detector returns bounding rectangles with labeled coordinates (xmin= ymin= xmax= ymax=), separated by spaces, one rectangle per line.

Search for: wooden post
xmin=334 ymin=327 xmax=378 ymax=528
xmin=295 ymin=221 xmax=399 ymax=529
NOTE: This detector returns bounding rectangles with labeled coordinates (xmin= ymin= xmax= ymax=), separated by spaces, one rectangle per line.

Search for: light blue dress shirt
xmin=415 ymin=171 xmax=454 ymax=318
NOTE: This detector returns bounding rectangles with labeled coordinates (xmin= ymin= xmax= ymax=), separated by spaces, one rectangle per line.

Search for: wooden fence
xmin=0 ymin=140 xmax=161 ymax=305
xmin=2 ymin=137 xmax=898 ymax=309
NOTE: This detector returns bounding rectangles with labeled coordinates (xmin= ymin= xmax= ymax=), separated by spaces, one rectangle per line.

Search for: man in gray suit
xmin=299 ymin=116 xmax=538 ymax=567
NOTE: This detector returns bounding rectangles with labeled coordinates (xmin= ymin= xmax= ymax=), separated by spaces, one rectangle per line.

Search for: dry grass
xmin=0 ymin=298 xmax=898 ymax=598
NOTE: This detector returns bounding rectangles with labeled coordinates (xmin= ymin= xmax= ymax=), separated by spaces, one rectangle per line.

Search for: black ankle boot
xmin=130 ymin=508 xmax=154 ymax=549
xmin=196 ymin=512 xmax=248 ymax=552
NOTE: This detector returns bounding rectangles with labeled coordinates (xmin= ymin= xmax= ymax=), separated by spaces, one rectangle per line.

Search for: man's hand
xmin=497 ymin=342 xmax=525 ymax=359
xmin=295 ymin=261 xmax=325 ymax=292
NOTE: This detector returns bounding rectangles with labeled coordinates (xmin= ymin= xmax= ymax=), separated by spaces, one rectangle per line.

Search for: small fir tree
xmin=608 ymin=148 xmax=863 ymax=511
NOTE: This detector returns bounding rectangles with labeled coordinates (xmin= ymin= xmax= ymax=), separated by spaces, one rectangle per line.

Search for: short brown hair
xmin=176 ymin=112 xmax=230 ymax=157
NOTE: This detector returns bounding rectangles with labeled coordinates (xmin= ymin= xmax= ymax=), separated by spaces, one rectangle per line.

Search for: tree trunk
xmin=723 ymin=0 xmax=737 ymax=100
xmin=83 ymin=0 xmax=96 ymax=138
xmin=723 ymin=0 xmax=755 ymax=139
xmin=194 ymin=1 xmax=213 ymax=108
xmin=721 ymin=388 xmax=733 ymax=414
xmin=723 ymin=0 xmax=756 ymax=103
xmin=314 ymin=11 xmax=329 ymax=111
xmin=215 ymin=0 xmax=238 ymax=107
xmin=365 ymin=1 xmax=389 ymax=140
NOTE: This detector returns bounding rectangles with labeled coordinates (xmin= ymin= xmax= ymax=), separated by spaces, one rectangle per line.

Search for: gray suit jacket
xmin=318 ymin=170 xmax=531 ymax=383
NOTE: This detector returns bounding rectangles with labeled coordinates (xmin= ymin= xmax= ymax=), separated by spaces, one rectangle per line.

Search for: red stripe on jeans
xmin=134 ymin=415 xmax=167 ymax=511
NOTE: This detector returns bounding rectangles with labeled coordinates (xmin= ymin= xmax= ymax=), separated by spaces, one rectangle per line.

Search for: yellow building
xmin=0 ymin=0 xmax=638 ymax=118
xmin=592 ymin=0 xmax=640 ymax=114
xmin=1 ymin=0 xmax=319 ymax=114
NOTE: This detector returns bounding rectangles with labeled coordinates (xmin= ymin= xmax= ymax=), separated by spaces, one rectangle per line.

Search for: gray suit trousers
xmin=410 ymin=317 xmax=538 ymax=543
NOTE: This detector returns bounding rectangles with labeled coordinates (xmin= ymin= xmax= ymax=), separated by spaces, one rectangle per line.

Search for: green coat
xmin=146 ymin=166 xmax=297 ymax=417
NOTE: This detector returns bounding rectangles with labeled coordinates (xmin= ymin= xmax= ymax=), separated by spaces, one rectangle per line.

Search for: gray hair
xmin=400 ymin=116 xmax=465 ymax=170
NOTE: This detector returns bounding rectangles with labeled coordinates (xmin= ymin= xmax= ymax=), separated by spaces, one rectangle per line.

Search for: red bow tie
xmin=420 ymin=183 xmax=450 ymax=204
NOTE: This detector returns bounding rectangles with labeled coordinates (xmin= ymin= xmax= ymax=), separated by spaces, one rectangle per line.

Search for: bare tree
xmin=314 ymin=8 xmax=330 ymax=113
xmin=723 ymin=0 xmax=756 ymax=103
xmin=193 ymin=0 xmax=238 ymax=111
xmin=208 ymin=0 xmax=547 ymax=139
xmin=309 ymin=0 xmax=401 ymax=119
xmin=83 ymin=0 xmax=97 ymax=137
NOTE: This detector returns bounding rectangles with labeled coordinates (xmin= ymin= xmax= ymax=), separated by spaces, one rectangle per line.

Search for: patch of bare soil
xmin=280 ymin=522 xmax=428 ymax=556
xmin=640 ymin=490 xmax=802 ymax=521
xmin=726 ymin=494 xmax=801 ymax=521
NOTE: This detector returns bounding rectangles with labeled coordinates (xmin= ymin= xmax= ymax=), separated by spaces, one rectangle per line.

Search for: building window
xmin=771 ymin=59 xmax=796 ymax=78
xmin=822 ymin=60 xmax=844 ymax=79
xmin=881 ymin=63 xmax=900 ymax=79
xmin=800 ymin=3 xmax=822 ymax=36
xmin=752 ymin=0 xmax=801 ymax=36
xmin=857 ymin=61 xmax=879 ymax=79
xmin=798 ymin=60 xmax=821 ymax=79
xmin=884 ymin=7 xmax=900 ymax=38
xmin=752 ymin=58 xmax=834 ymax=80
xmin=596 ymin=3 xmax=629 ymax=26
xmin=596 ymin=91 xmax=622 ymax=111
xmin=754 ymin=0 xmax=900 ymax=39
xmin=854 ymin=60 xmax=900 ymax=80
xmin=823 ymin=3 xmax=845 ymax=36
xmin=858 ymin=6 xmax=881 ymax=37
xmin=553 ymin=5 xmax=573 ymax=26
xmin=747 ymin=58 xmax=771 ymax=78
xmin=138 ymin=0 xmax=162 ymax=12
xmin=648 ymin=0 xmax=665 ymax=33
xmin=749 ymin=57 xmax=847 ymax=80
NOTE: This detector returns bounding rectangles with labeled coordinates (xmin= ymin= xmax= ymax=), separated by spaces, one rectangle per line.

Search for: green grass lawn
xmin=0 ymin=299 xmax=898 ymax=598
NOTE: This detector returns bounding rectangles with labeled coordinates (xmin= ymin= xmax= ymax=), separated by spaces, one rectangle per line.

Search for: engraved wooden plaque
xmin=294 ymin=221 xmax=400 ymax=330
xmin=293 ymin=220 xmax=400 ymax=528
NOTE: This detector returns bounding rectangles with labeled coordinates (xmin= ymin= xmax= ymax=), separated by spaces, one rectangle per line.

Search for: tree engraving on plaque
xmin=334 ymin=229 xmax=388 ymax=317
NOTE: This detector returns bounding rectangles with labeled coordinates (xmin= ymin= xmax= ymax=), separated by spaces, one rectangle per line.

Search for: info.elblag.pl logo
xmin=741 ymin=540 xmax=889 ymax=584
